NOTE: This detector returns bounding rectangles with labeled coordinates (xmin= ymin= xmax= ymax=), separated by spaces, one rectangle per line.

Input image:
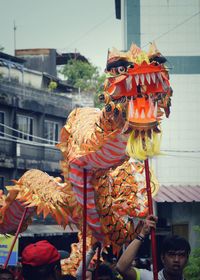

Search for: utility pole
xmin=13 ymin=20 xmax=17 ymax=55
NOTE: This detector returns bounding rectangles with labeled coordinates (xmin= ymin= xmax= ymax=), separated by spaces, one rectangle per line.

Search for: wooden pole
xmin=144 ymin=159 xmax=158 ymax=280
xmin=4 ymin=207 xmax=28 ymax=268
xmin=82 ymin=168 xmax=87 ymax=280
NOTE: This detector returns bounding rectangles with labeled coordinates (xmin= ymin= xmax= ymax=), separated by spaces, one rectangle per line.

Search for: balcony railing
xmin=0 ymin=79 xmax=73 ymax=112
xmin=0 ymin=137 xmax=62 ymax=170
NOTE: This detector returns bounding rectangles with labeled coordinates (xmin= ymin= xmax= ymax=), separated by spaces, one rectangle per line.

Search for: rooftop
xmin=154 ymin=185 xmax=200 ymax=203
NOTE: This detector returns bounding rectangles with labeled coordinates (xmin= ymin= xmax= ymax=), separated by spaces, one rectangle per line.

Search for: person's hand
xmin=140 ymin=214 xmax=158 ymax=237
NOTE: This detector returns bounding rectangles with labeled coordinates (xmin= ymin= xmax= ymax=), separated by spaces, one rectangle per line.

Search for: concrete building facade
xmin=0 ymin=52 xmax=73 ymax=189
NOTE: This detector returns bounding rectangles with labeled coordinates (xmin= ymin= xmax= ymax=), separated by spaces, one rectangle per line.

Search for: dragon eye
xmin=117 ymin=66 xmax=126 ymax=74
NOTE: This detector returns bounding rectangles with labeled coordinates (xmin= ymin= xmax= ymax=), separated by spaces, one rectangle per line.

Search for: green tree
xmin=184 ymin=226 xmax=200 ymax=279
xmin=61 ymin=59 xmax=106 ymax=94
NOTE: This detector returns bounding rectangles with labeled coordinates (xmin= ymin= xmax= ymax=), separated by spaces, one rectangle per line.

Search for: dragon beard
xmin=126 ymin=128 xmax=162 ymax=160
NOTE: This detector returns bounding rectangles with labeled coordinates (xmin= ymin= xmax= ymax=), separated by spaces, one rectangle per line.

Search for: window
xmin=0 ymin=111 xmax=5 ymax=137
xmin=0 ymin=177 xmax=5 ymax=191
xmin=172 ymin=224 xmax=189 ymax=241
xmin=16 ymin=115 xmax=33 ymax=141
xmin=44 ymin=120 xmax=59 ymax=144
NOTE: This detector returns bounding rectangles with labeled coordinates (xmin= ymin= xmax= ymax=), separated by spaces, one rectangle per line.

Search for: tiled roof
xmin=153 ymin=185 xmax=200 ymax=203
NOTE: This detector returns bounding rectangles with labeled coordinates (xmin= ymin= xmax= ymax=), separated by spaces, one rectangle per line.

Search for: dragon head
xmin=100 ymin=42 xmax=172 ymax=160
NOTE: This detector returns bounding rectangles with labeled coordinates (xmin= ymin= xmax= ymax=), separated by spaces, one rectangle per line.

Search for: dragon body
xmin=0 ymin=42 xmax=172 ymax=273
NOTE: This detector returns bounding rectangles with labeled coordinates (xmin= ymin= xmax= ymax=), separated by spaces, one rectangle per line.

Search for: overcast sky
xmin=0 ymin=0 xmax=123 ymax=73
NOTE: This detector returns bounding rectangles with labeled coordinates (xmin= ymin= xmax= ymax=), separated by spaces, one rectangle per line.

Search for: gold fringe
xmin=126 ymin=129 xmax=162 ymax=160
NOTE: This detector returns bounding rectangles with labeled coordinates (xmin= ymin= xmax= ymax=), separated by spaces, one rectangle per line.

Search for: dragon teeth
xmin=139 ymin=74 xmax=145 ymax=84
xmin=135 ymin=109 xmax=139 ymax=119
xmin=141 ymin=109 xmax=145 ymax=119
xmin=157 ymin=72 xmax=163 ymax=83
xmin=150 ymin=72 xmax=156 ymax=83
xmin=146 ymin=73 xmax=151 ymax=84
xmin=153 ymin=102 xmax=158 ymax=118
xmin=156 ymin=78 xmax=159 ymax=88
xmin=134 ymin=74 xmax=140 ymax=86
xmin=126 ymin=76 xmax=133 ymax=91
xmin=129 ymin=97 xmax=134 ymax=118
xmin=147 ymin=106 xmax=152 ymax=118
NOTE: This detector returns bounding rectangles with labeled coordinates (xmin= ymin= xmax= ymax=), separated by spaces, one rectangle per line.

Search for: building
xmin=0 ymin=51 xmax=78 ymax=189
xmin=15 ymin=48 xmax=88 ymax=77
xmin=14 ymin=48 xmax=94 ymax=107
xmin=115 ymin=0 xmax=200 ymax=250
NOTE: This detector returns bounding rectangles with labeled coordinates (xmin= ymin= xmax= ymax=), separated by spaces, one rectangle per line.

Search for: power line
xmin=162 ymin=149 xmax=200 ymax=153
xmin=1 ymin=132 xmax=200 ymax=160
xmin=0 ymin=135 xmax=57 ymax=148
xmin=163 ymin=154 xmax=200 ymax=159
xmin=159 ymin=154 xmax=200 ymax=163
xmin=142 ymin=10 xmax=200 ymax=48
xmin=0 ymin=123 xmax=58 ymax=144
xmin=1 ymin=123 xmax=200 ymax=154
xmin=1 ymin=134 xmax=199 ymax=159
xmin=60 ymin=13 xmax=113 ymax=52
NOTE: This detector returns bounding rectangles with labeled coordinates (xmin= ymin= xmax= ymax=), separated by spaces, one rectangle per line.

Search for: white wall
xmin=0 ymin=65 xmax=43 ymax=89
xmin=140 ymin=0 xmax=200 ymax=55
xmin=153 ymin=75 xmax=200 ymax=185
xmin=139 ymin=0 xmax=200 ymax=185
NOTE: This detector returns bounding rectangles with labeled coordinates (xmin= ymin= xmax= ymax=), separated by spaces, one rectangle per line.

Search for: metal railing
xmin=0 ymin=79 xmax=73 ymax=111
xmin=0 ymin=137 xmax=62 ymax=162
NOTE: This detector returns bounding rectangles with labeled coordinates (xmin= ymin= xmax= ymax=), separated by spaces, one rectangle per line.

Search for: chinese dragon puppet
xmin=0 ymin=42 xmax=172 ymax=274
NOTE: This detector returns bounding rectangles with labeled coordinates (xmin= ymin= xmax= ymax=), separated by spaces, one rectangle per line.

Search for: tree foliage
xmin=184 ymin=226 xmax=200 ymax=279
xmin=61 ymin=59 xmax=106 ymax=94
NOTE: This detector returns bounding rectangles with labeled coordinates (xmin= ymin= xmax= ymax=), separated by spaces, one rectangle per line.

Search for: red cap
xmin=21 ymin=240 xmax=61 ymax=266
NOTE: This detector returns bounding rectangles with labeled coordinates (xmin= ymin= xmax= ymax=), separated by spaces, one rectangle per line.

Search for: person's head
xmin=21 ymin=240 xmax=62 ymax=280
xmin=93 ymin=263 xmax=114 ymax=280
xmin=61 ymin=275 xmax=76 ymax=280
xmin=0 ymin=268 xmax=14 ymax=280
xmin=161 ymin=235 xmax=191 ymax=276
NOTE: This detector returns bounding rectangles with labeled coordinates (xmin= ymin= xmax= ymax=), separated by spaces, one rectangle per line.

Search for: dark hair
xmin=22 ymin=260 xmax=61 ymax=280
xmin=135 ymin=258 xmax=151 ymax=270
xmin=61 ymin=275 xmax=77 ymax=280
xmin=0 ymin=268 xmax=14 ymax=279
xmin=161 ymin=235 xmax=191 ymax=256
xmin=93 ymin=263 xmax=114 ymax=279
